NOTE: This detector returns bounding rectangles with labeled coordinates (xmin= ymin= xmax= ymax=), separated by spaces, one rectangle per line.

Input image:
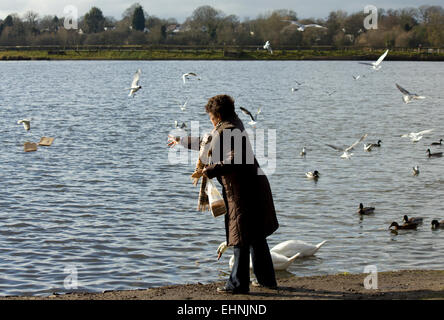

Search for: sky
xmin=1 ymin=0 xmax=443 ymax=22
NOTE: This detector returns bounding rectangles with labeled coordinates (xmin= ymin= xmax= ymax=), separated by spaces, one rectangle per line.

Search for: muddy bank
xmin=2 ymin=269 xmax=444 ymax=300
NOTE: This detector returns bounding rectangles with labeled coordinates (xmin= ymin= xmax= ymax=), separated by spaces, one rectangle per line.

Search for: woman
xmin=168 ymin=94 xmax=279 ymax=294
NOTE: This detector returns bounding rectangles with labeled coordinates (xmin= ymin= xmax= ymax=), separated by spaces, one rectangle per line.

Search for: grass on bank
xmin=1 ymin=48 xmax=444 ymax=60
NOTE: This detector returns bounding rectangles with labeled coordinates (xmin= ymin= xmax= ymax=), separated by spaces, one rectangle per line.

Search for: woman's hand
xmin=167 ymin=135 xmax=180 ymax=148
xmin=191 ymin=167 xmax=208 ymax=179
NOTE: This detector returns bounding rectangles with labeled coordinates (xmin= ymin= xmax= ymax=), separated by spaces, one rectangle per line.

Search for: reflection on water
xmin=0 ymin=60 xmax=443 ymax=296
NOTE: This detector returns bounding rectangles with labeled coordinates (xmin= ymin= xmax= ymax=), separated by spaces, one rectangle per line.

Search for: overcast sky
xmin=1 ymin=0 xmax=443 ymax=22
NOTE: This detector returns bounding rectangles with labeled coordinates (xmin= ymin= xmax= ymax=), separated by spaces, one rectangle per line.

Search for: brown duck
xmin=403 ymin=215 xmax=423 ymax=224
xmin=357 ymin=203 xmax=375 ymax=215
xmin=389 ymin=221 xmax=418 ymax=230
xmin=431 ymin=220 xmax=444 ymax=229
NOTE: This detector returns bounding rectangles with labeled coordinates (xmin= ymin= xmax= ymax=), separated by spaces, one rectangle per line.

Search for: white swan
xmin=217 ymin=241 xmax=301 ymax=271
xmin=270 ymin=240 xmax=327 ymax=258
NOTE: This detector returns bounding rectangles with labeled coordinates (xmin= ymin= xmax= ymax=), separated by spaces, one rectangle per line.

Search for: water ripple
xmin=0 ymin=60 xmax=443 ymax=296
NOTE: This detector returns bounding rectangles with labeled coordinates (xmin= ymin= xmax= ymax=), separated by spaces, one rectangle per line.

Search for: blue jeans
xmin=226 ymin=238 xmax=276 ymax=292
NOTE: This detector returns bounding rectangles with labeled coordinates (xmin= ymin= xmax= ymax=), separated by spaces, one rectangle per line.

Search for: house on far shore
xmin=166 ymin=24 xmax=188 ymax=34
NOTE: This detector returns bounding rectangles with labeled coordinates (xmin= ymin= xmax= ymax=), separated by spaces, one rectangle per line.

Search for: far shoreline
xmin=2 ymin=269 xmax=444 ymax=300
xmin=1 ymin=48 xmax=444 ymax=61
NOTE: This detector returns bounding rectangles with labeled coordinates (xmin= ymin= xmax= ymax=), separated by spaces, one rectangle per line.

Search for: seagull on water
xmin=395 ymin=84 xmax=426 ymax=104
xmin=174 ymin=121 xmax=187 ymax=129
xmin=402 ymin=129 xmax=433 ymax=143
xmin=306 ymin=170 xmax=320 ymax=179
xmin=182 ymin=72 xmax=200 ymax=84
xmin=127 ymin=69 xmax=142 ymax=97
xmin=282 ymin=20 xmax=327 ymax=32
xmin=326 ymin=134 xmax=368 ymax=159
xmin=263 ymin=41 xmax=273 ymax=54
xmin=17 ymin=119 xmax=31 ymax=131
xmin=239 ymin=106 xmax=261 ymax=126
xmin=359 ymin=49 xmax=389 ymax=70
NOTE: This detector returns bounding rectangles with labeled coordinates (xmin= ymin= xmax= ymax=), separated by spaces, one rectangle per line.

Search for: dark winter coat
xmin=181 ymin=114 xmax=279 ymax=246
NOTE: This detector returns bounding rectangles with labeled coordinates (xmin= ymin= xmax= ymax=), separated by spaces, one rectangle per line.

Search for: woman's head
xmin=205 ymin=94 xmax=236 ymax=126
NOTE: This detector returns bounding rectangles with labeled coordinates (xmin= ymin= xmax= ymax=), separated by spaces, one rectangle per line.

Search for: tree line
xmin=0 ymin=3 xmax=443 ymax=48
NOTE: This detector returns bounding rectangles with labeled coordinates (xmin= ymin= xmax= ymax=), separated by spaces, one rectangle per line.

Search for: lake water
xmin=1 ymin=60 xmax=444 ymax=296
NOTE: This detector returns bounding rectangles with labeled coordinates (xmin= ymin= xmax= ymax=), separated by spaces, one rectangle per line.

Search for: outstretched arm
xmin=168 ymin=135 xmax=201 ymax=151
xmin=204 ymin=129 xmax=254 ymax=179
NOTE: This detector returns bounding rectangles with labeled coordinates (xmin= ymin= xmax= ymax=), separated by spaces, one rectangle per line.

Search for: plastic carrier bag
xmin=205 ymin=179 xmax=227 ymax=217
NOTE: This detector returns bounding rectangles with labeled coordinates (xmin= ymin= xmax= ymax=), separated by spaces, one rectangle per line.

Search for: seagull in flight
xmin=364 ymin=143 xmax=373 ymax=152
xmin=239 ymin=106 xmax=261 ymax=126
xmin=282 ymin=20 xmax=327 ymax=32
xmin=395 ymin=84 xmax=426 ymax=104
xmin=353 ymin=75 xmax=361 ymax=80
xmin=17 ymin=119 xmax=31 ymax=131
xmin=180 ymin=98 xmax=188 ymax=111
xmin=402 ymin=129 xmax=434 ymax=142
xmin=326 ymin=134 xmax=368 ymax=159
xmin=127 ymin=69 xmax=142 ymax=97
xmin=291 ymin=81 xmax=303 ymax=91
xmin=263 ymin=41 xmax=273 ymax=54
xmin=359 ymin=49 xmax=389 ymax=70
xmin=182 ymin=72 xmax=200 ymax=84
xmin=412 ymin=166 xmax=420 ymax=176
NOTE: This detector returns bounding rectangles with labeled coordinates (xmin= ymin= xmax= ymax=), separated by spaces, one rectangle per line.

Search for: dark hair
xmin=205 ymin=94 xmax=236 ymax=121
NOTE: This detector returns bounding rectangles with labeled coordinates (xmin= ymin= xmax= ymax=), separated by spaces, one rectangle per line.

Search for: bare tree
xmin=24 ymin=11 xmax=39 ymax=27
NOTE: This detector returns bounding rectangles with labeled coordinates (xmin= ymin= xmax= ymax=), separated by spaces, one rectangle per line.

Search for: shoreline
xmin=2 ymin=269 xmax=444 ymax=300
xmin=1 ymin=49 xmax=444 ymax=61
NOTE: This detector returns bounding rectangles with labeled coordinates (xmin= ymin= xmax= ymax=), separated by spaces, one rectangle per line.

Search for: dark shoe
xmin=251 ymin=279 xmax=277 ymax=290
xmin=217 ymin=286 xmax=249 ymax=294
